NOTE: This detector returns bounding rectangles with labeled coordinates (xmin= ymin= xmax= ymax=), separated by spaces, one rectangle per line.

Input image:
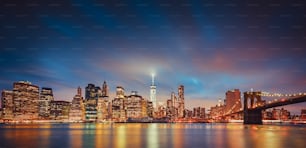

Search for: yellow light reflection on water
xmin=2 ymin=123 xmax=305 ymax=148
xmin=226 ymin=124 xmax=245 ymax=148
xmin=69 ymin=123 xmax=83 ymax=148
xmin=248 ymin=125 xmax=287 ymax=148
xmin=128 ymin=123 xmax=142 ymax=148
xmin=38 ymin=124 xmax=51 ymax=147
xmin=95 ymin=124 xmax=103 ymax=148
xmin=114 ymin=124 xmax=126 ymax=148
xmin=3 ymin=124 xmax=42 ymax=147
xmin=95 ymin=123 xmax=112 ymax=148
xmin=172 ymin=124 xmax=184 ymax=148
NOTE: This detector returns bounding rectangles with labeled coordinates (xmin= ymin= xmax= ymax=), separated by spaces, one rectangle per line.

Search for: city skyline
xmin=1 ymin=1 xmax=306 ymax=114
xmin=1 ymin=79 xmax=305 ymax=114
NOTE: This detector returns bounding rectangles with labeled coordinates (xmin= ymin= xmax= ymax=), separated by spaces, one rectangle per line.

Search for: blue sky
xmin=1 ymin=0 xmax=306 ymax=113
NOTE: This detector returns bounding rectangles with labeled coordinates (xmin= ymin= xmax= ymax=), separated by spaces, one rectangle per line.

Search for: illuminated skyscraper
xmin=39 ymin=87 xmax=54 ymax=119
xmin=178 ymin=85 xmax=185 ymax=118
xmin=69 ymin=87 xmax=84 ymax=122
xmin=97 ymin=81 xmax=110 ymax=121
xmin=84 ymin=84 xmax=101 ymax=121
xmin=116 ymin=86 xmax=125 ymax=98
xmin=49 ymin=100 xmax=70 ymax=120
xmin=112 ymin=86 xmax=126 ymax=121
xmin=167 ymin=92 xmax=177 ymax=119
xmin=150 ymin=74 xmax=157 ymax=109
xmin=1 ymin=90 xmax=14 ymax=120
xmin=13 ymin=81 xmax=39 ymax=120
xmin=224 ymin=89 xmax=242 ymax=114
xmin=126 ymin=91 xmax=146 ymax=119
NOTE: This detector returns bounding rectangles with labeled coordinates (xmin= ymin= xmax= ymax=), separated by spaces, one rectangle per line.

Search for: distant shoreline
xmin=1 ymin=119 xmax=306 ymax=124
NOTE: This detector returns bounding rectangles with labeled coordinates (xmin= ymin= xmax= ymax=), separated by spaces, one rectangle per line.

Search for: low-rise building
xmin=50 ymin=101 xmax=70 ymax=120
xmin=301 ymin=109 xmax=306 ymax=120
xmin=272 ymin=108 xmax=290 ymax=120
xmin=126 ymin=91 xmax=146 ymax=119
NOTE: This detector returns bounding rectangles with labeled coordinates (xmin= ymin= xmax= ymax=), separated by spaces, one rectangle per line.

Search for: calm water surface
xmin=0 ymin=123 xmax=305 ymax=148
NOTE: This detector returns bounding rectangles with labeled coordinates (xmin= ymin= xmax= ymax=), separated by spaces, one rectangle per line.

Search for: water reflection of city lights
xmin=115 ymin=125 xmax=126 ymax=148
xmin=147 ymin=124 xmax=159 ymax=148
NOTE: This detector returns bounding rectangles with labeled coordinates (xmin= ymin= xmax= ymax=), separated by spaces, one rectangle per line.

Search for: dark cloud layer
xmin=1 ymin=0 xmax=306 ymax=113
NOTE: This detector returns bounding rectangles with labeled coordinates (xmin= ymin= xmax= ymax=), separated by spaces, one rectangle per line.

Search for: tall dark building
xmin=84 ymin=84 xmax=101 ymax=121
xmin=77 ymin=86 xmax=82 ymax=97
xmin=85 ymin=84 xmax=96 ymax=100
xmin=102 ymin=81 xmax=109 ymax=97
xmin=178 ymin=85 xmax=185 ymax=118
xmin=224 ymin=89 xmax=242 ymax=114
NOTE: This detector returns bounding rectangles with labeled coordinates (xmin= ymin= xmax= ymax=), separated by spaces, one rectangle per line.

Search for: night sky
xmin=1 ymin=0 xmax=306 ymax=113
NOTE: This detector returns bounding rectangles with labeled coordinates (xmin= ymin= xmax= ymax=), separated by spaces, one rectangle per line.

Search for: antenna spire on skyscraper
xmin=150 ymin=73 xmax=157 ymax=109
xmin=151 ymin=73 xmax=155 ymax=86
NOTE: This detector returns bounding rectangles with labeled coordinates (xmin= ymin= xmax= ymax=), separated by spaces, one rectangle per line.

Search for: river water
xmin=0 ymin=123 xmax=305 ymax=148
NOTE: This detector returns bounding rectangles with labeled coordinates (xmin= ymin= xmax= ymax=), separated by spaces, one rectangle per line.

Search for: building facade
xmin=69 ymin=94 xmax=84 ymax=122
xmin=147 ymin=101 xmax=154 ymax=118
xmin=50 ymin=101 xmax=71 ymax=120
xmin=177 ymin=85 xmax=185 ymax=118
xmin=112 ymin=86 xmax=126 ymax=121
xmin=97 ymin=97 xmax=109 ymax=121
xmin=1 ymin=90 xmax=14 ymax=120
xmin=102 ymin=81 xmax=109 ymax=97
xmin=126 ymin=91 xmax=147 ymax=119
xmin=97 ymin=81 xmax=110 ymax=121
xmin=39 ymin=87 xmax=54 ymax=119
xmin=272 ymin=108 xmax=290 ymax=120
xmin=224 ymin=89 xmax=242 ymax=115
xmin=13 ymin=81 xmax=39 ymax=120
xmin=301 ymin=109 xmax=306 ymax=120
xmin=193 ymin=107 xmax=205 ymax=119
xmin=84 ymin=84 xmax=101 ymax=121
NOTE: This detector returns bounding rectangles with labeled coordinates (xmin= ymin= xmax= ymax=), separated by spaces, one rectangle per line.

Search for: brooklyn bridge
xmin=210 ymin=91 xmax=306 ymax=124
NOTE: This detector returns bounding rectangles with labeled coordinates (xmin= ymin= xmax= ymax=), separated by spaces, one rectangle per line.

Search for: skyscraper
xmin=116 ymin=86 xmax=125 ymax=98
xmin=69 ymin=88 xmax=84 ymax=122
xmin=112 ymin=86 xmax=127 ymax=121
xmin=150 ymin=74 xmax=157 ymax=109
xmin=102 ymin=81 xmax=109 ymax=97
xmin=97 ymin=81 xmax=110 ymax=121
xmin=84 ymin=84 xmax=100 ymax=121
xmin=1 ymin=90 xmax=14 ymax=120
xmin=13 ymin=81 xmax=39 ymax=120
xmin=167 ymin=92 xmax=177 ymax=119
xmin=224 ymin=89 xmax=242 ymax=114
xmin=39 ymin=87 xmax=54 ymax=119
xmin=126 ymin=91 xmax=147 ymax=119
xmin=85 ymin=84 xmax=96 ymax=100
xmin=178 ymin=85 xmax=185 ymax=118
xmin=49 ymin=100 xmax=70 ymax=120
